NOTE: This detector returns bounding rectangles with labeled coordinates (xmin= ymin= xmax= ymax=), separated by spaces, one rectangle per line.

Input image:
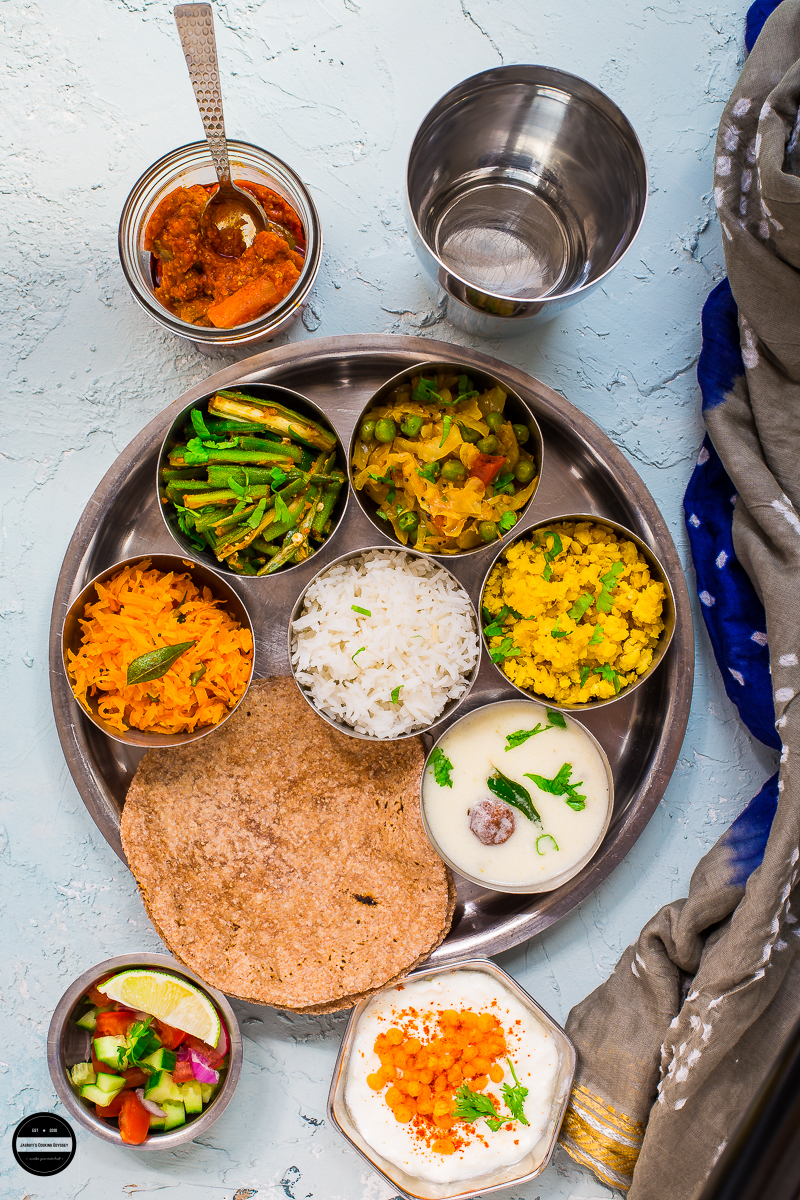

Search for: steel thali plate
xmin=48 ymin=334 xmax=693 ymax=967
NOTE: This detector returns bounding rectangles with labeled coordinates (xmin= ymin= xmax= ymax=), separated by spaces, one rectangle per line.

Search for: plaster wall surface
xmin=0 ymin=0 xmax=776 ymax=1197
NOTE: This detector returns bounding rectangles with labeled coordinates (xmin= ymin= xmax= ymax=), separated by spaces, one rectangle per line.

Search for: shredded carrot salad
xmin=67 ymin=560 xmax=253 ymax=734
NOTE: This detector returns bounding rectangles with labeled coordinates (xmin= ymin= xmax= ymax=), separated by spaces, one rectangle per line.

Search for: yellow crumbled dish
xmin=482 ymin=521 xmax=667 ymax=704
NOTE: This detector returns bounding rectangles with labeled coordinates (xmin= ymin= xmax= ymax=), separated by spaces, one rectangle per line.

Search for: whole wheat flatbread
xmin=121 ymin=677 xmax=454 ymax=1011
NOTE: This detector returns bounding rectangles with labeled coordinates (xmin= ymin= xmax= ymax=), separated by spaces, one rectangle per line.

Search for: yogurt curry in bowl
xmin=421 ymin=699 xmax=613 ymax=893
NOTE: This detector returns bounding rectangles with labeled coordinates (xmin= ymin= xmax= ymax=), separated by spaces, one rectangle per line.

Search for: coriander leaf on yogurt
xmin=525 ymin=762 xmax=586 ymax=811
xmin=431 ymin=747 xmax=454 ymax=788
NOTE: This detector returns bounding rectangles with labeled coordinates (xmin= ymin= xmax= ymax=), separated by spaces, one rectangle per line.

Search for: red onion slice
xmin=135 ymin=1088 xmax=166 ymax=1117
xmin=188 ymin=1047 xmax=220 ymax=1085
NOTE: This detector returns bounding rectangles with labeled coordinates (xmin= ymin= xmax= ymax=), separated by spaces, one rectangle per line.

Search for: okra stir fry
xmin=351 ymin=372 xmax=539 ymax=554
xmin=161 ymin=389 xmax=345 ymax=576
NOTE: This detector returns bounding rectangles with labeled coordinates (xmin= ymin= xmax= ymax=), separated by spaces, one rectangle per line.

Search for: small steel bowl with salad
xmin=48 ymin=953 xmax=242 ymax=1148
xmin=349 ymin=361 xmax=544 ymax=557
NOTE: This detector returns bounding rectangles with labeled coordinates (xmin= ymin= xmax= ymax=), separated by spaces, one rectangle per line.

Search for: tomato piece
xmin=185 ymin=1034 xmax=225 ymax=1069
xmin=124 ymin=1067 xmax=149 ymax=1088
xmin=155 ymin=1019 xmax=187 ymax=1051
xmin=468 ymin=453 xmax=506 ymax=486
xmin=173 ymin=1058 xmax=196 ymax=1083
xmin=86 ymin=974 xmax=116 ymax=1006
xmin=96 ymin=1011 xmax=136 ymax=1037
xmin=118 ymin=1090 xmax=150 ymax=1145
xmin=96 ymin=1091 xmax=127 ymax=1119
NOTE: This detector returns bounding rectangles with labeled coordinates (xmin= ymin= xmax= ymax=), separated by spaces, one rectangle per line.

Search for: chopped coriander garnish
xmin=439 ymin=414 xmax=452 ymax=448
xmin=579 ymin=665 xmax=592 ymax=687
xmin=351 ymin=605 xmax=371 ymax=616
xmin=596 ymin=561 xmax=624 ymax=613
xmin=490 ymin=636 xmax=521 ymax=664
xmin=483 ymin=604 xmax=522 ymax=638
xmin=594 ymin=662 xmax=622 ymax=692
xmin=412 ymin=376 xmax=441 ymax=404
xmin=274 ymin=492 xmax=291 ymax=524
xmin=352 ymin=646 xmax=366 ymax=662
xmin=453 ymin=1084 xmax=504 ymax=1130
xmin=391 ymin=685 xmax=403 ymax=703
xmin=269 ymin=466 xmax=287 ymax=491
xmin=431 ymin=747 xmax=454 ymax=788
xmin=589 ymin=625 xmax=604 ymax=646
xmin=525 ymin=762 xmax=586 ymax=811
xmin=416 ymin=461 xmax=440 ymax=484
xmin=190 ymin=408 xmax=212 ymax=440
xmin=504 ymin=708 xmax=566 ymax=749
xmin=502 ymin=1059 xmax=530 ymax=1125
xmin=535 ymin=530 xmax=563 ymax=581
xmin=568 ymin=593 xmax=593 ymax=621
xmin=550 ymin=618 xmax=569 ymax=639
xmin=499 ymin=511 xmax=517 ymax=533
xmin=246 ymin=496 xmax=268 ymax=528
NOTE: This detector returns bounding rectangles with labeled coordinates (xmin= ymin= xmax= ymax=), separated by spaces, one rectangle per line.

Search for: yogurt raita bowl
xmin=327 ymin=959 xmax=575 ymax=1200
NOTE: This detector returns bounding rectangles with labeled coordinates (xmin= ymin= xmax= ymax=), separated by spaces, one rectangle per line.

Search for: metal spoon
xmin=173 ymin=2 xmax=267 ymax=257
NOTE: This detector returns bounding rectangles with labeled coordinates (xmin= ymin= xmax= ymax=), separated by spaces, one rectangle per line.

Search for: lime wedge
xmin=98 ymin=970 xmax=221 ymax=1047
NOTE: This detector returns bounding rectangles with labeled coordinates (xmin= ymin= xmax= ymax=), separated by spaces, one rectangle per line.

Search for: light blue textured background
xmin=1 ymin=0 xmax=778 ymax=1196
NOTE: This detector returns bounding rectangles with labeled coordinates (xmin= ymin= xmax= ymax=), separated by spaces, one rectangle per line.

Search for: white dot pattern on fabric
xmin=776 ymin=687 xmax=796 ymax=703
xmin=760 ymin=101 xmax=773 ymax=120
xmin=700 ymin=591 xmax=716 ymax=607
xmin=741 ymin=321 xmax=759 ymax=368
xmin=778 ymin=714 xmax=788 ymax=728
xmin=772 ymin=496 xmax=800 ymax=535
xmin=689 ymin=513 xmax=701 ymax=528
xmin=716 ymin=155 xmax=732 ymax=176
xmin=759 ymin=221 xmax=770 ymax=240
xmin=729 ymin=668 xmax=745 ymax=686
xmin=752 ymin=631 xmax=768 ymax=645
xmin=742 ymin=169 xmax=752 ymax=192
xmin=781 ymin=745 xmax=789 ymax=763
xmin=733 ymin=97 xmax=752 ymax=116
xmin=716 ymin=551 xmax=728 ymax=568
xmin=715 ymin=186 xmax=724 ymax=207
xmin=631 ymin=961 xmax=640 ymax=978
xmin=780 ymin=654 xmax=799 ymax=666
xmin=698 ymin=446 xmax=710 ymax=465
xmin=724 ymin=126 xmax=740 ymax=151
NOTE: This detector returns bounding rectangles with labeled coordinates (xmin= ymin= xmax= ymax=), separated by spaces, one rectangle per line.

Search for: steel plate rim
xmin=49 ymin=334 xmax=694 ymax=961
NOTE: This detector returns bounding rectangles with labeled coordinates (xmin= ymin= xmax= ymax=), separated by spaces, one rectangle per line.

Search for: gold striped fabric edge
xmin=558 ymin=1083 xmax=645 ymax=1192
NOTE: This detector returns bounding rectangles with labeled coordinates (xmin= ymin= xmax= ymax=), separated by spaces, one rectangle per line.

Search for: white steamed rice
xmin=291 ymin=550 xmax=479 ymax=738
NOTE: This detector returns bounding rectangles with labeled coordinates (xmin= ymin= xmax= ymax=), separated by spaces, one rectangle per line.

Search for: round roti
xmin=121 ymin=677 xmax=455 ymax=1011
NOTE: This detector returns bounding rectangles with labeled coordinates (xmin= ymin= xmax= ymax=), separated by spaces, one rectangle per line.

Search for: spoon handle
xmin=174 ymin=3 xmax=231 ymax=184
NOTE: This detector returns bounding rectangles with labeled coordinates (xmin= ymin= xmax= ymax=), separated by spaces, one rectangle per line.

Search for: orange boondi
xmin=145 ymin=180 xmax=305 ymax=328
xmin=67 ymin=560 xmax=253 ymax=734
xmin=367 ymin=1008 xmax=508 ymax=1155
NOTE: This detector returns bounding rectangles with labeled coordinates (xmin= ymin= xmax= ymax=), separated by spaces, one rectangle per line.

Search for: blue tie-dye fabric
xmin=682 ymin=0 xmax=783 ymax=888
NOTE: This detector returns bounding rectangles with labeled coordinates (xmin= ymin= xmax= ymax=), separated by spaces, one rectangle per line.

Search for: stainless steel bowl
xmin=406 ymin=66 xmax=648 ymax=336
xmin=119 ymin=141 xmax=322 ymax=354
xmin=47 ymin=952 xmax=242 ymax=1150
xmin=480 ymin=515 xmax=676 ymax=710
xmin=288 ymin=545 xmax=480 ymax=741
xmin=327 ymin=958 xmax=576 ymax=1200
xmin=420 ymin=699 xmax=614 ymax=894
xmin=158 ymin=383 xmax=349 ymax=578
xmin=348 ymin=360 xmax=543 ymax=558
xmin=61 ymin=553 xmax=255 ymax=748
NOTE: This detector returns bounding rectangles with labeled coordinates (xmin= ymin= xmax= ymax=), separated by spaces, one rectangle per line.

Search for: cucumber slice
xmin=141 ymin=1047 xmax=177 ymax=1073
xmin=179 ymin=1081 xmax=203 ymax=1114
xmin=148 ymin=1113 xmax=167 ymax=1131
xmin=95 ymin=1072 xmax=126 ymax=1095
xmin=93 ymin=1035 xmax=125 ymax=1068
xmin=81 ymin=1083 xmax=119 ymax=1106
xmin=75 ymin=1006 xmax=98 ymax=1032
xmin=161 ymin=1100 xmax=186 ymax=1131
xmin=144 ymin=1070 xmax=183 ymax=1105
xmin=199 ymin=1082 xmax=218 ymax=1104
xmin=70 ymin=1061 xmax=96 ymax=1088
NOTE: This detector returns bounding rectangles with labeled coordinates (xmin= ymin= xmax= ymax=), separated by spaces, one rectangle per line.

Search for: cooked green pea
xmin=458 ymin=423 xmax=481 ymax=443
xmin=485 ymin=411 xmax=505 ymax=434
xmin=359 ymin=419 xmax=376 ymax=442
xmin=476 ymin=435 xmax=499 ymax=455
xmin=478 ymin=521 xmax=499 ymax=543
xmin=374 ymin=418 xmax=397 ymax=444
xmin=512 ymin=423 xmax=530 ymax=445
xmin=440 ymin=459 xmax=466 ymax=482
xmin=514 ymin=459 xmax=536 ymax=485
xmin=401 ymin=414 xmax=423 ymax=438
xmin=398 ymin=511 xmax=419 ymax=534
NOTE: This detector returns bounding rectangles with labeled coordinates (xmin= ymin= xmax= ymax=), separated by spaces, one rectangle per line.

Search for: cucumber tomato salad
xmin=68 ymin=969 xmax=230 ymax=1144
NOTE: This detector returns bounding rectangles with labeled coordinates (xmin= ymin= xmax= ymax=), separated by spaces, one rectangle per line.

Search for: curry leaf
xmin=487 ymin=769 xmax=541 ymax=823
xmin=127 ymin=641 xmax=195 ymax=686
